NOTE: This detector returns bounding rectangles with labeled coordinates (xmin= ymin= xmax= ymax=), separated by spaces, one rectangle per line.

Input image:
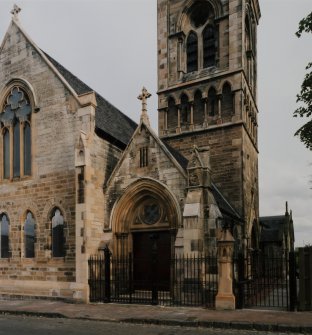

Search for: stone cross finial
xmin=138 ymin=87 xmax=151 ymax=126
xmin=11 ymin=4 xmax=21 ymax=20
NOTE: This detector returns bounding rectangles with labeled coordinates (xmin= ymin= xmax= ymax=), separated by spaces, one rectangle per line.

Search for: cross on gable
xmin=137 ymin=87 xmax=152 ymax=126
xmin=11 ymin=4 xmax=21 ymax=19
xmin=137 ymin=87 xmax=151 ymax=112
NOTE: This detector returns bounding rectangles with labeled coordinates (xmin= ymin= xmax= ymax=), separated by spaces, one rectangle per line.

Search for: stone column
xmin=216 ymin=229 xmax=236 ymax=310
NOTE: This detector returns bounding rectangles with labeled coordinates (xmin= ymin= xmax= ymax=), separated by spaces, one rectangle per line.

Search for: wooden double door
xmin=132 ymin=231 xmax=171 ymax=291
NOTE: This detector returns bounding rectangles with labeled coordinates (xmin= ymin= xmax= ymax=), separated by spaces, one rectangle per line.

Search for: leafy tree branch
xmin=294 ymin=12 xmax=312 ymax=150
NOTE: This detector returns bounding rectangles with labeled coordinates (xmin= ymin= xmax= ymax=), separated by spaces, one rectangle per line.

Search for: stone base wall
xmin=0 ymin=170 xmax=76 ymax=288
xmin=0 ymin=279 xmax=85 ymax=302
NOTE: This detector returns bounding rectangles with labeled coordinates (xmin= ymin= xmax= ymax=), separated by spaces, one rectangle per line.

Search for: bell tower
xmin=157 ymin=0 xmax=261 ymax=243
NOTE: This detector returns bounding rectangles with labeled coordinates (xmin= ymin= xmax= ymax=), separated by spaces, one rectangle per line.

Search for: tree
xmin=293 ymin=12 xmax=312 ymax=150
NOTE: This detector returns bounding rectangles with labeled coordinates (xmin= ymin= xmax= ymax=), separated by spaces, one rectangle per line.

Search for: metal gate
xmin=88 ymin=247 xmax=218 ymax=308
xmin=235 ymin=249 xmax=297 ymax=311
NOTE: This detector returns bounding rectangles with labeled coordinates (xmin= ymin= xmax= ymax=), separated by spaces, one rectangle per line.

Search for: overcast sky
xmin=0 ymin=0 xmax=311 ymax=247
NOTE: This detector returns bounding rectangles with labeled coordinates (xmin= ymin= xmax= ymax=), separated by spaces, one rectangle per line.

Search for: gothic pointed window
xmin=203 ymin=24 xmax=217 ymax=68
xmin=193 ymin=91 xmax=205 ymax=125
xmin=187 ymin=32 xmax=198 ymax=72
xmin=208 ymin=88 xmax=217 ymax=116
xmin=24 ymin=122 xmax=31 ymax=176
xmin=13 ymin=122 xmax=20 ymax=178
xmin=51 ymin=208 xmax=65 ymax=257
xmin=245 ymin=16 xmax=252 ymax=52
xmin=0 ymin=213 xmax=10 ymax=258
xmin=222 ymin=83 xmax=233 ymax=116
xmin=3 ymin=128 xmax=10 ymax=179
xmin=167 ymin=97 xmax=178 ymax=129
xmin=25 ymin=211 xmax=35 ymax=258
xmin=1 ymin=86 xmax=32 ymax=180
xmin=180 ymin=94 xmax=190 ymax=125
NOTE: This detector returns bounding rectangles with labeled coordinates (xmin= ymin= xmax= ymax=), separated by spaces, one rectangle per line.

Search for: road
xmin=0 ymin=315 xmax=304 ymax=335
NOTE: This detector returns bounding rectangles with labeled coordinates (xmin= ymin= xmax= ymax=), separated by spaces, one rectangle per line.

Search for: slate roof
xmin=163 ymin=142 xmax=189 ymax=171
xmin=260 ymin=216 xmax=285 ymax=243
xmin=43 ymin=52 xmax=137 ymax=148
xmin=211 ymin=183 xmax=242 ymax=221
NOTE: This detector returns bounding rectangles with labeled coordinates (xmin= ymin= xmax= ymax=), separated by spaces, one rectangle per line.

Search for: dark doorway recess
xmin=133 ymin=231 xmax=171 ymax=291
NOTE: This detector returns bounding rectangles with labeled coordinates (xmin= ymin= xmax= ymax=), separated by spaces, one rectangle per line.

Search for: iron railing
xmin=235 ymin=249 xmax=296 ymax=311
xmin=88 ymin=249 xmax=218 ymax=308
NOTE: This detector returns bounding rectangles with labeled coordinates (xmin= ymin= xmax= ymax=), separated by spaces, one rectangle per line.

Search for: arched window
xmin=13 ymin=122 xmax=20 ymax=178
xmin=0 ymin=213 xmax=10 ymax=258
xmin=187 ymin=32 xmax=198 ymax=72
xmin=193 ymin=91 xmax=205 ymax=125
xmin=245 ymin=16 xmax=253 ymax=86
xmin=208 ymin=88 xmax=217 ymax=116
xmin=167 ymin=97 xmax=178 ymax=129
xmin=24 ymin=122 xmax=31 ymax=176
xmin=203 ymin=24 xmax=217 ymax=68
xmin=180 ymin=94 xmax=190 ymax=125
xmin=51 ymin=208 xmax=65 ymax=257
xmin=245 ymin=16 xmax=252 ymax=51
xmin=222 ymin=83 xmax=233 ymax=116
xmin=1 ymin=86 xmax=32 ymax=180
xmin=25 ymin=212 xmax=35 ymax=258
xmin=3 ymin=128 xmax=10 ymax=179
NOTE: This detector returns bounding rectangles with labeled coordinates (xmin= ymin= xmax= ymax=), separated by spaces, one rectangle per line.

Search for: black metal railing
xmin=88 ymin=248 xmax=218 ymax=308
xmin=235 ymin=249 xmax=296 ymax=311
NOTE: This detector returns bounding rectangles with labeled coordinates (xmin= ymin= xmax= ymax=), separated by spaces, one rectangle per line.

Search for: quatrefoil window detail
xmin=1 ymin=87 xmax=32 ymax=124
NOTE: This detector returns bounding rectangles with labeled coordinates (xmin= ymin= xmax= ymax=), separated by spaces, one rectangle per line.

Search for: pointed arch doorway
xmin=110 ymin=179 xmax=181 ymax=293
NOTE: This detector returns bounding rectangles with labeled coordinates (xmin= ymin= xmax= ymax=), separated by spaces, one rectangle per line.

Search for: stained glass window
xmin=3 ymin=129 xmax=10 ymax=179
xmin=52 ymin=208 xmax=65 ymax=257
xmin=24 ymin=122 xmax=31 ymax=176
xmin=142 ymin=204 xmax=161 ymax=225
xmin=25 ymin=212 xmax=35 ymax=258
xmin=13 ymin=122 xmax=20 ymax=178
xmin=0 ymin=214 xmax=9 ymax=258
xmin=1 ymin=86 xmax=32 ymax=179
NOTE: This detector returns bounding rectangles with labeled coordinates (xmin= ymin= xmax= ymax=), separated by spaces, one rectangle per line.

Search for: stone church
xmin=0 ymin=0 xmax=261 ymax=302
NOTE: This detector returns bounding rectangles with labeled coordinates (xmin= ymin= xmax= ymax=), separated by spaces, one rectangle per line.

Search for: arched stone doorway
xmin=110 ymin=178 xmax=181 ymax=291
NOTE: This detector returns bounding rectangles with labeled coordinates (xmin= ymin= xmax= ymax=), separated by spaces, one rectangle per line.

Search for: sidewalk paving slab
xmin=0 ymin=299 xmax=311 ymax=333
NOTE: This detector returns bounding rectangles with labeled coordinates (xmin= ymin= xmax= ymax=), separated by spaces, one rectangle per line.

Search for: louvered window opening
xmin=193 ymin=91 xmax=205 ymax=125
xmin=167 ymin=98 xmax=178 ymax=129
xmin=140 ymin=147 xmax=148 ymax=168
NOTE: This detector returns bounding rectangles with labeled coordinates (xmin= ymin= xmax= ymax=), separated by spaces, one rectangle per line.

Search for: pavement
xmin=0 ymin=299 xmax=311 ymax=333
